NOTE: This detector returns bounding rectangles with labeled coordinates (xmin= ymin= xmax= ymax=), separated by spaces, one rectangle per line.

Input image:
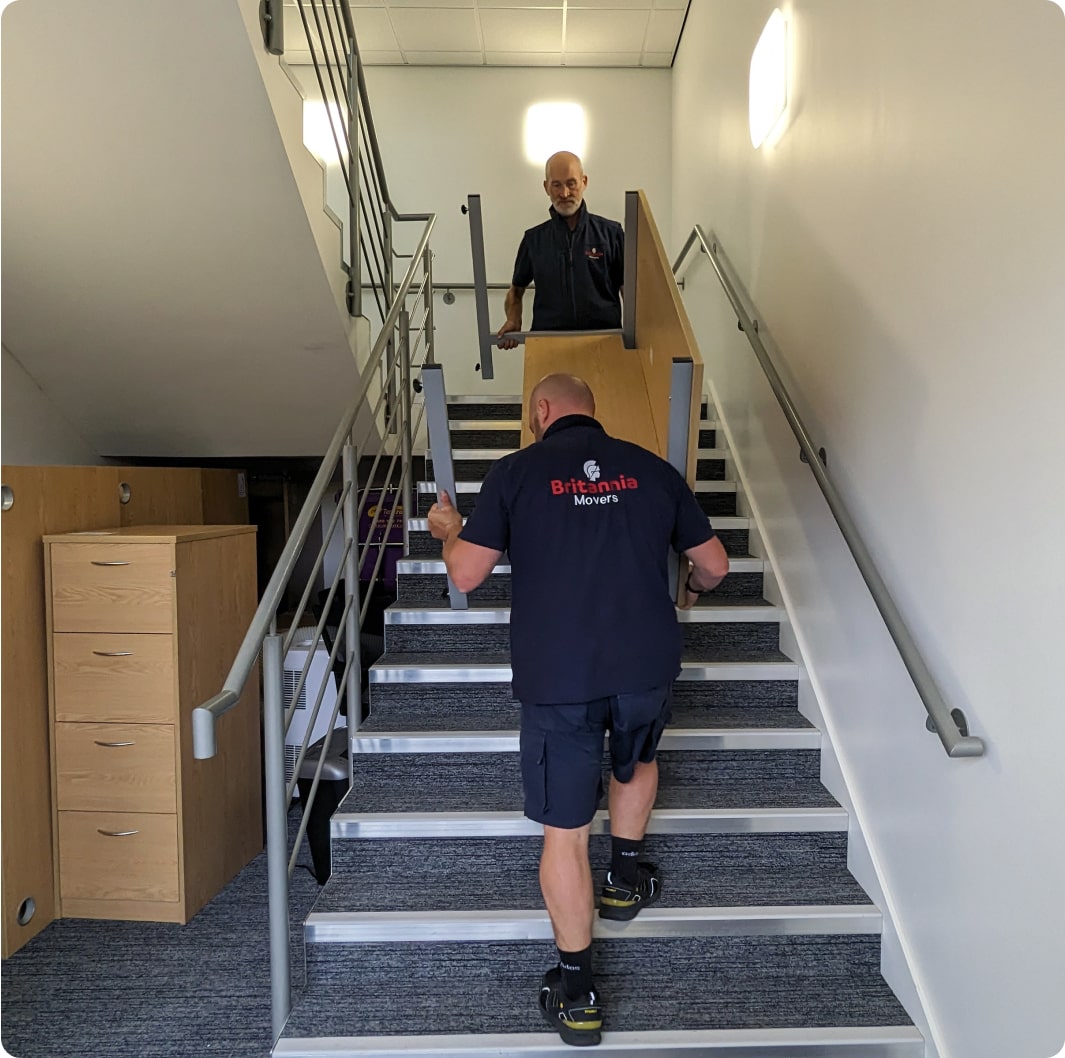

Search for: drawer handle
xmin=90 ymin=560 xmax=130 ymax=567
xmin=97 ymin=829 xmax=139 ymax=838
xmin=91 ymin=650 xmax=134 ymax=657
xmin=94 ymin=740 xmax=135 ymax=748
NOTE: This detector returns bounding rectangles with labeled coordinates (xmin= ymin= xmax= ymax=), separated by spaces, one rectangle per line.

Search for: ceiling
xmin=282 ymin=0 xmax=690 ymax=68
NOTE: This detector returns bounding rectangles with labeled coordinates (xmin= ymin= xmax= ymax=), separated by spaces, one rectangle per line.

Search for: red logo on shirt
xmin=550 ymin=476 xmax=638 ymax=495
xmin=585 ymin=247 xmax=604 ymax=260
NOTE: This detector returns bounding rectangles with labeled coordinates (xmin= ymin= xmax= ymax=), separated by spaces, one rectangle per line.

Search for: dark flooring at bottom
xmin=0 ymin=807 xmax=321 ymax=1058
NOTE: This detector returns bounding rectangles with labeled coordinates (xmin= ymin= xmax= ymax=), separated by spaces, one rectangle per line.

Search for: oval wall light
xmin=749 ymin=9 xmax=789 ymax=148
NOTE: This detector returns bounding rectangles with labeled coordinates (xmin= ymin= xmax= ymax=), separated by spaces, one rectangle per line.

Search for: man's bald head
xmin=529 ymin=374 xmax=595 ymax=441
xmin=543 ymin=152 xmax=588 ymax=221
xmin=544 ymin=151 xmax=584 ymax=181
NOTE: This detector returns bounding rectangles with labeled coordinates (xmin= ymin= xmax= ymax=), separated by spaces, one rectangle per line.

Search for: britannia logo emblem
xmin=583 ymin=460 xmax=601 ymax=482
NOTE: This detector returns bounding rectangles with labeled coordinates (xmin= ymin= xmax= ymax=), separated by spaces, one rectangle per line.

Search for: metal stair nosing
xmin=303 ymin=903 xmax=883 ymax=944
xmin=348 ymin=728 xmax=820 ymax=754
xmin=274 ymin=1024 xmax=925 ymax=1057
xmin=330 ymin=805 xmax=850 ymax=840
xmin=368 ymin=658 xmax=799 ymax=685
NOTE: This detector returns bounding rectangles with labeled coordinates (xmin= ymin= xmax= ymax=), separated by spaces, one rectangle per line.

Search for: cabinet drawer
xmin=50 ymin=542 xmax=175 ymax=633
xmin=58 ymin=811 xmax=179 ymax=903
xmin=53 ymin=633 xmax=175 ymax=723
xmin=55 ymin=723 xmax=177 ymax=813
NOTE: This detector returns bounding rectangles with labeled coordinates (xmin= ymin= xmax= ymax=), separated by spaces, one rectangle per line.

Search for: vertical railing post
xmin=262 ymin=633 xmax=291 ymax=1039
xmin=423 ymin=248 xmax=436 ymax=366
xmin=346 ymin=47 xmax=362 ymax=317
xmin=465 ymin=194 xmax=495 ymax=381
xmin=667 ymin=357 xmax=695 ymax=601
xmin=622 ymin=191 xmax=639 ymax=349
xmin=420 ymin=364 xmax=469 ymax=610
xmin=399 ymin=309 xmax=414 ymax=555
xmin=342 ymin=443 xmax=364 ymax=738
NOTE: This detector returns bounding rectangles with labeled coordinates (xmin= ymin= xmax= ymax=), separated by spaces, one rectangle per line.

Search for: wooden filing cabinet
xmin=43 ymin=525 xmax=262 ymax=923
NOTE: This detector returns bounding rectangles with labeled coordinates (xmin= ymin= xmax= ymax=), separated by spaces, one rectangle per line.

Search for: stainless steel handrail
xmin=674 ymin=225 xmax=985 ymax=759
xmin=192 ymin=215 xmax=435 ymax=760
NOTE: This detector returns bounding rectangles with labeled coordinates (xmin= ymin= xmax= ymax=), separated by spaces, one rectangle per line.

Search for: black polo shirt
xmin=512 ymin=203 xmax=624 ymax=332
xmin=459 ymin=415 xmax=716 ymax=705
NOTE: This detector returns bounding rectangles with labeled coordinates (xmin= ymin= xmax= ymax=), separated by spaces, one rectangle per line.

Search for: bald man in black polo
xmin=428 ymin=375 xmax=729 ymax=1046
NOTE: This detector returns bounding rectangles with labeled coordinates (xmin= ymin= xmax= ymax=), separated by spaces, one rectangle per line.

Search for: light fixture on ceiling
xmin=523 ymin=102 xmax=587 ymax=167
xmin=749 ymin=9 xmax=789 ymax=149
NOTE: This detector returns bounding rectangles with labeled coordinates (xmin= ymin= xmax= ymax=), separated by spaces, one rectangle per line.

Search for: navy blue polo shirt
xmin=459 ymin=415 xmax=716 ymax=705
xmin=512 ymin=203 xmax=624 ymax=332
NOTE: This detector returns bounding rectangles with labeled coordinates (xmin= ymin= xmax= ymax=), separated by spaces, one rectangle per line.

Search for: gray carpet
xmin=283 ymin=935 xmax=911 ymax=1038
xmin=0 ymin=808 xmax=321 ymax=1058
xmin=320 ymin=832 xmax=872 ymax=910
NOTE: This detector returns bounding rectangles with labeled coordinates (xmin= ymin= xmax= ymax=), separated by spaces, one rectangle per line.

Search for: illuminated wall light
xmin=303 ymin=100 xmax=347 ymax=164
xmin=523 ymin=102 xmax=587 ymax=167
xmin=749 ymin=9 xmax=789 ymax=149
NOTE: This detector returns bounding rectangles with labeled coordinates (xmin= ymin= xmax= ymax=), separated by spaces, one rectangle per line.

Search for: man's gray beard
xmin=554 ymin=200 xmax=579 ymax=214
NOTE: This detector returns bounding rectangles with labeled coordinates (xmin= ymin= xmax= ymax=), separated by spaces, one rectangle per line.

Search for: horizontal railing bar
xmin=676 ymin=224 xmax=984 ymax=759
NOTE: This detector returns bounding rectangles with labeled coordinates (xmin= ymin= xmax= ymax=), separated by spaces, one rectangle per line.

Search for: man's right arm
xmin=497 ymin=285 xmax=526 ymax=350
xmin=682 ymin=536 xmax=730 ymax=609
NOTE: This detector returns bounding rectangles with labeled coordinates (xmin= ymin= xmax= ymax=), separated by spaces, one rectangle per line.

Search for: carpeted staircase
xmin=273 ymin=395 xmax=924 ymax=1057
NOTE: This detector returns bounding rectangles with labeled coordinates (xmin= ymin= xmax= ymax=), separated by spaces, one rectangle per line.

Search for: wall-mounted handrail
xmin=675 ymin=225 xmax=984 ymax=759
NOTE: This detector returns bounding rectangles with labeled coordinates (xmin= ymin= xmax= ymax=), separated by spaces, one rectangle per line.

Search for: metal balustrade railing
xmin=674 ymin=225 xmax=985 ymax=759
xmin=194 ymin=1 xmax=438 ymax=1038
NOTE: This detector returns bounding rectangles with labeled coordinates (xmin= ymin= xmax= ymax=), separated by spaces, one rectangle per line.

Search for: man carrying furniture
xmin=427 ymin=374 xmax=729 ymax=1046
xmin=496 ymin=152 xmax=625 ymax=350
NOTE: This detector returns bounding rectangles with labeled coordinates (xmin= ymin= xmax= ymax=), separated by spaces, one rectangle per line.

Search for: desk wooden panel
xmin=521 ymin=334 xmax=661 ymax=455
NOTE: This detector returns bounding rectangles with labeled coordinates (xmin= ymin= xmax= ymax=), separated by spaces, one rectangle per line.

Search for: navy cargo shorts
xmin=519 ymin=685 xmax=673 ymax=830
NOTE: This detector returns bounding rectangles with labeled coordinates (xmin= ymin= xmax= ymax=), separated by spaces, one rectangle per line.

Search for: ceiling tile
xmin=486 ymin=51 xmax=565 ymax=65
xmin=564 ymin=10 xmax=649 ymax=52
xmin=643 ymin=8 xmax=684 ymax=52
xmin=389 ymin=8 xmax=480 ymax=50
xmin=652 ymin=0 xmax=688 ymax=7
xmin=479 ymin=1 xmax=563 ymax=6
xmin=640 ymin=51 xmax=673 ymax=66
xmin=387 ymin=0 xmax=475 ymax=6
xmin=404 ymin=50 xmax=485 ymax=64
xmin=351 ymin=8 xmax=400 ymax=50
xmin=563 ymin=51 xmax=641 ymax=66
xmin=480 ymin=9 xmax=563 ymax=52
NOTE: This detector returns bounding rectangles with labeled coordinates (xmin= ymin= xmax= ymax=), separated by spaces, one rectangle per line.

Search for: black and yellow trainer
xmin=598 ymin=862 xmax=662 ymax=921
xmin=538 ymin=965 xmax=603 ymax=1047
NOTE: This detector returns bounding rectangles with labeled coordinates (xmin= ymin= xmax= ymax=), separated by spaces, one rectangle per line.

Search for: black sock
xmin=558 ymin=945 xmax=595 ymax=998
xmin=611 ymin=836 xmax=642 ymax=886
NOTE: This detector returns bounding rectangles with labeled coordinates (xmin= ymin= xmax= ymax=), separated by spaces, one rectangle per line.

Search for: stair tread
xmin=279 ymin=935 xmax=911 ymax=1039
xmin=336 ymin=751 xmax=834 ymax=814
xmin=371 ymin=648 xmax=795 ymax=667
xmin=314 ymin=833 xmax=870 ymax=913
xmin=360 ymin=706 xmax=813 ymax=733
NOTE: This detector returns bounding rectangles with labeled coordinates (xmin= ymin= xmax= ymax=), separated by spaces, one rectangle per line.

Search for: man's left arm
xmin=426 ymin=491 xmax=503 ymax=594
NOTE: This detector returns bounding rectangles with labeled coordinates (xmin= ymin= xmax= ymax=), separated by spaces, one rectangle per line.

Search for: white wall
xmin=672 ymin=3 xmax=1065 ymax=1057
xmin=1 ymin=345 xmax=100 ymax=465
xmin=363 ymin=66 xmax=673 ymax=394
